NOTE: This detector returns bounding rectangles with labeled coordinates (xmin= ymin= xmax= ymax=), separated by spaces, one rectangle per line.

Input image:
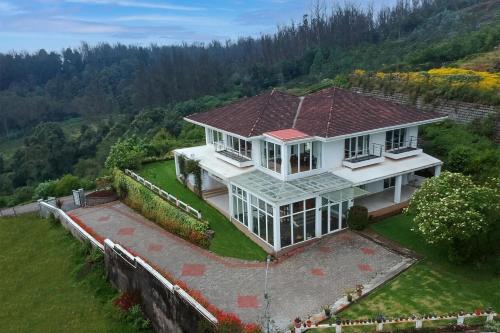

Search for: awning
xmin=322 ymin=187 xmax=370 ymax=203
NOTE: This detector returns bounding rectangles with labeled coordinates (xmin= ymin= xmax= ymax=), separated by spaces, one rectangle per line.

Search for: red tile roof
xmin=185 ymin=87 xmax=444 ymax=138
xmin=266 ymin=129 xmax=310 ymax=141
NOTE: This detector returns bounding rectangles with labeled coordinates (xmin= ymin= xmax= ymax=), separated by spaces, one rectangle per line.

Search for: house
xmin=174 ymin=87 xmax=446 ymax=254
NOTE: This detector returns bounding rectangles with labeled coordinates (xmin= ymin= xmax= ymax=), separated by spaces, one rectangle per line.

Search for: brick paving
xmin=70 ymin=201 xmax=409 ymax=329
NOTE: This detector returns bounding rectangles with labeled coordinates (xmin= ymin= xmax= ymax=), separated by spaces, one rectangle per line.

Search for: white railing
xmin=104 ymin=239 xmax=218 ymax=325
xmin=37 ymin=200 xmax=216 ymax=327
xmin=39 ymin=201 xmax=104 ymax=252
xmin=124 ymin=169 xmax=202 ymax=219
xmin=296 ymin=311 xmax=497 ymax=333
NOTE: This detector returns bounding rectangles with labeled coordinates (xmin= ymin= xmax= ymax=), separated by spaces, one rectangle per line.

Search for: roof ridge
xmin=248 ymin=90 xmax=274 ymax=137
xmin=292 ymin=96 xmax=305 ymax=128
xmin=325 ymin=87 xmax=336 ymax=138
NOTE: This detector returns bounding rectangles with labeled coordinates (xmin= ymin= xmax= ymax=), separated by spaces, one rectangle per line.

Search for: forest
xmin=0 ymin=0 xmax=499 ymax=207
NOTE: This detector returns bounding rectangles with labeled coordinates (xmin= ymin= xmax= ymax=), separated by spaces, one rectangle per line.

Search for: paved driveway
xmin=70 ymin=201 xmax=410 ymax=329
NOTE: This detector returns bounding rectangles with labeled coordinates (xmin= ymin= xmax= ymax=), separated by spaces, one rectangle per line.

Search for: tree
xmin=105 ymin=136 xmax=146 ymax=170
xmin=407 ymin=172 xmax=500 ymax=263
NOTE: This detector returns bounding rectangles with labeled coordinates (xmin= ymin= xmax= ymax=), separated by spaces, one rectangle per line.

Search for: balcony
xmin=342 ymin=143 xmax=385 ymax=169
xmin=214 ymin=142 xmax=254 ymax=168
xmin=384 ymin=136 xmax=422 ymax=160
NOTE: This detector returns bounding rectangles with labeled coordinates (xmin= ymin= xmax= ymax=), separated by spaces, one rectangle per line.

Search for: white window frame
xmin=344 ymin=135 xmax=370 ymax=159
xmin=231 ymin=185 xmax=248 ymax=226
xmin=279 ymin=198 xmax=316 ymax=248
xmin=250 ymin=194 xmax=274 ymax=245
xmin=287 ymin=141 xmax=321 ymax=175
xmin=261 ymin=141 xmax=282 ymax=174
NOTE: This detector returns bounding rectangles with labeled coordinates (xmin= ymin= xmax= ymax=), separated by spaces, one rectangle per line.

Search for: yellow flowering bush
xmin=407 ymin=172 xmax=500 ymax=263
xmin=350 ymin=67 xmax=500 ymax=104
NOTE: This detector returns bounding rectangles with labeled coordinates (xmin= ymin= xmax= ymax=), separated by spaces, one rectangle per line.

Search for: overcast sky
xmin=0 ymin=0 xmax=397 ymax=53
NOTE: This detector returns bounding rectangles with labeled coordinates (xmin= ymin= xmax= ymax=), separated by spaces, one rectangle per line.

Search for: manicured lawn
xmin=0 ymin=214 xmax=144 ymax=333
xmin=138 ymin=160 xmax=267 ymax=261
xmin=336 ymin=214 xmax=500 ymax=320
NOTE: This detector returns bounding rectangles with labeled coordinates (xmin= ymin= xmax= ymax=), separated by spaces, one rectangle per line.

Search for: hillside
xmin=0 ymin=0 xmax=499 ymax=207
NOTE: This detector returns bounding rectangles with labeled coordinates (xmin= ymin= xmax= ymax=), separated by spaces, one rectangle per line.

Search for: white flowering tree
xmin=407 ymin=171 xmax=499 ymax=263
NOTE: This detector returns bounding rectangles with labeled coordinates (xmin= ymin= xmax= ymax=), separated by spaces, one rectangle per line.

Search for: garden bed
xmin=85 ymin=189 xmax=118 ymax=207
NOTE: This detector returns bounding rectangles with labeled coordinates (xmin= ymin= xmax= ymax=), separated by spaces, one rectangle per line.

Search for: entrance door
xmin=321 ymin=200 xmax=342 ymax=235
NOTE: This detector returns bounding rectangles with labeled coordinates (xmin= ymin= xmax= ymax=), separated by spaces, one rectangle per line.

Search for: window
xmin=226 ymin=135 xmax=252 ymax=159
xmin=231 ymin=185 xmax=248 ymax=226
xmin=385 ymin=128 xmax=407 ymax=151
xmin=320 ymin=199 xmax=350 ymax=235
xmin=261 ymin=141 xmax=282 ymax=173
xmin=250 ymin=195 xmax=274 ymax=245
xmin=288 ymin=141 xmax=321 ymax=174
xmin=209 ymin=129 xmax=224 ymax=146
xmin=384 ymin=177 xmax=396 ymax=189
xmin=344 ymin=135 xmax=370 ymax=159
xmin=280 ymin=198 xmax=316 ymax=247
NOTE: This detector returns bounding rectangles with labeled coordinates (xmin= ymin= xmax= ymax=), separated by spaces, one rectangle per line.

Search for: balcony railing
xmin=344 ymin=143 xmax=384 ymax=163
xmin=385 ymin=136 xmax=419 ymax=154
xmin=214 ymin=142 xmax=252 ymax=163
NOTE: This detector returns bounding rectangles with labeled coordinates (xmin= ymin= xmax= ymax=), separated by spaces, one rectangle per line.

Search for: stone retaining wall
xmin=350 ymin=87 xmax=499 ymax=139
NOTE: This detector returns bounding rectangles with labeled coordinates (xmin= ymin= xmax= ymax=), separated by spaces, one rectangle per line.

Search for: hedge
xmin=112 ymin=169 xmax=211 ymax=249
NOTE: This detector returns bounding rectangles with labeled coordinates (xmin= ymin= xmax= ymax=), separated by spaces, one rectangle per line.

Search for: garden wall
xmin=349 ymin=87 xmax=500 ymax=140
xmin=104 ymin=239 xmax=217 ymax=333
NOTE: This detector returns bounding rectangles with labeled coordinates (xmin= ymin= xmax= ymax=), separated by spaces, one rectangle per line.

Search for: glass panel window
xmin=261 ymin=141 xmax=282 ymax=173
xmin=267 ymin=216 xmax=274 ymax=246
xmin=292 ymin=213 xmax=304 ymax=244
xmin=250 ymin=194 xmax=274 ymax=245
xmin=386 ymin=128 xmax=407 ymax=151
xmin=384 ymin=177 xmax=396 ymax=189
xmin=330 ymin=203 xmax=340 ymax=231
xmin=305 ymin=210 xmax=316 ymax=239
xmin=320 ymin=199 xmax=350 ymax=234
xmin=341 ymin=201 xmax=349 ymax=229
xmin=280 ymin=197 xmax=317 ymax=247
xmin=288 ymin=141 xmax=319 ymax=174
xmin=345 ymin=135 xmax=370 ymax=160
xmin=231 ymin=185 xmax=248 ymax=226
xmin=280 ymin=217 xmax=291 ymax=247
xmin=321 ymin=206 xmax=329 ymax=235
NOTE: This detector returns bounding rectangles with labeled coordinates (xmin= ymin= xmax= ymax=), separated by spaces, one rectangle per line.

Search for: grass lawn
xmin=0 ymin=214 xmax=146 ymax=333
xmin=336 ymin=214 xmax=500 ymax=320
xmin=138 ymin=160 xmax=267 ymax=261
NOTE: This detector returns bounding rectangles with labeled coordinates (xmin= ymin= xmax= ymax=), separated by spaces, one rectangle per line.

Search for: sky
xmin=0 ymin=0 xmax=397 ymax=53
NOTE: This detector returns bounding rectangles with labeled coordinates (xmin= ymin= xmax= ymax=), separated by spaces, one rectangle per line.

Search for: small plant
xmin=56 ymin=198 xmax=63 ymax=209
xmin=345 ymin=288 xmax=354 ymax=302
xmin=355 ymin=284 xmax=364 ymax=297
xmin=347 ymin=205 xmax=369 ymax=230
xmin=484 ymin=320 xmax=500 ymax=333
xmin=322 ymin=305 xmax=331 ymax=317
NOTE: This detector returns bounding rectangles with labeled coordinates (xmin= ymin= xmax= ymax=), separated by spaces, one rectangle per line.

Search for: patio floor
xmin=355 ymin=185 xmax=417 ymax=212
xmin=205 ymin=193 xmax=230 ymax=218
xmin=70 ymin=201 xmax=412 ymax=329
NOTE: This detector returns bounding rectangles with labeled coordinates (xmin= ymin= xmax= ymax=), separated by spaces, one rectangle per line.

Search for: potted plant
xmin=355 ymin=284 xmax=364 ymax=297
xmin=345 ymin=288 xmax=354 ymax=302
xmin=336 ymin=317 xmax=342 ymax=326
xmin=294 ymin=317 xmax=301 ymax=329
xmin=322 ymin=305 xmax=332 ymax=318
xmin=376 ymin=315 xmax=385 ymax=323
xmin=306 ymin=317 xmax=312 ymax=328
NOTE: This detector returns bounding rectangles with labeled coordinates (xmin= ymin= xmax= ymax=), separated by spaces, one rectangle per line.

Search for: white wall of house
xmin=322 ymin=140 xmax=344 ymax=169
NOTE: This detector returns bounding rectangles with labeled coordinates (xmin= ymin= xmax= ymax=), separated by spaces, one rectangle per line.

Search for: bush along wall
xmin=112 ymin=169 xmax=211 ymax=249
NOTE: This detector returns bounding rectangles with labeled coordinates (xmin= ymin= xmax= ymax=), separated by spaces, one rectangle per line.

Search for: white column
xmin=273 ymin=205 xmax=281 ymax=252
xmin=174 ymin=153 xmax=180 ymax=177
xmin=394 ymin=175 xmax=402 ymax=203
xmin=205 ymin=127 xmax=210 ymax=145
xmin=228 ymin=183 xmax=233 ymax=220
xmin=247 ymin=192 xmax=253 ymax=232
xmin=315 ymin=196 xmax=322 ymax=238
xmin=282 ymin=143 xmax=289 ymax=180
xmin=435 ymin=164 xmax=442 ymax=176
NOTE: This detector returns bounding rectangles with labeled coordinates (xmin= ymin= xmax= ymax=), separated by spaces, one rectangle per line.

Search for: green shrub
xmin=13 ymin=186 xmax=34 ymax=205
xmin=347 ymin=205 xmax=369 ymax=230
xmin=112 ymin=169 xmax=210 ymax=248
xmin=34 ymin=180 xmax=58 ymax=199
xmin=484 ymin=320 xmax=500 ymax=333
